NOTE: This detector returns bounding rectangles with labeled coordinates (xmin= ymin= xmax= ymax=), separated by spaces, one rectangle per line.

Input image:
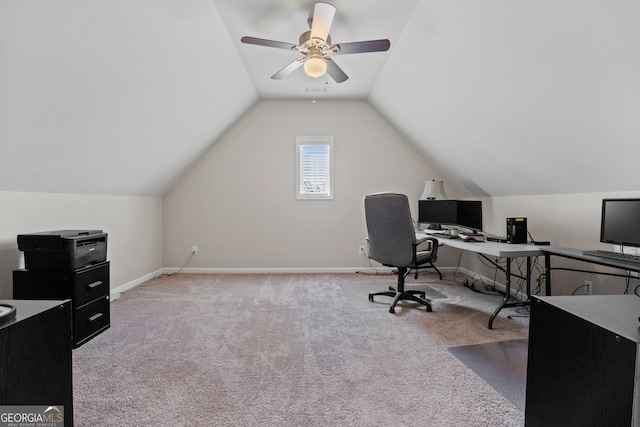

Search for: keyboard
xmin=583 ymin=249 xmax=640 ymax=263
xmin=420 ymin=231 xmax=458 ymax=239
xmin=436 ymin=234 xmax=459 ymax=239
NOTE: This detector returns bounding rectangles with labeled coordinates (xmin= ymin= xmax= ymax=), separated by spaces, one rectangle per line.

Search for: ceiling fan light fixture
xmin=240 ymin=2 xmax=391 ymax=84
xmin=304 ymin=56 xmax=327 ymax=78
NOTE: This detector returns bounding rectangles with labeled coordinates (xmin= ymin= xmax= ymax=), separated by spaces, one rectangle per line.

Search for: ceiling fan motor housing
xmin=299 ymin=30 xmax=331 ymax=48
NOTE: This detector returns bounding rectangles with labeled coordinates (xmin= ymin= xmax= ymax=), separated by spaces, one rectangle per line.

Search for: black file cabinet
xmin=13 ymin=261 xmax=110 ymax=348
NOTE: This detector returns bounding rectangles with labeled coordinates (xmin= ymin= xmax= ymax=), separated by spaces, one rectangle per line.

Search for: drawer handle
xmin=88 ymin=313 xmax=103 ymax=323
xmin=87 ymin=280 xmax=103 ymax=290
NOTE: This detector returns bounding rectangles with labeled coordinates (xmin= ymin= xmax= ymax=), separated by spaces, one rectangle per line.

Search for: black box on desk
xmin=507 ymin=218 xmax=527 ymax=244
xmin=18 ymin=229 xmax=107 ymax=270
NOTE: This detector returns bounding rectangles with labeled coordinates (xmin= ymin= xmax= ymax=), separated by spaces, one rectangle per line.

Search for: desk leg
xmin=528 ymin=257 xmax=532 ymax=296
xmin=489 ymin=258 xmax=512 ymax=330
xmin=545 ymin=253 xmax=552 ymax=296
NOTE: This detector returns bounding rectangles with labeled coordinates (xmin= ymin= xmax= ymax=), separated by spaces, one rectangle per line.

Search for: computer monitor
xmin=600 ymin=198 xmax=640 ymax=248
xmin=418 ymin=200 xmax=483 ymax=233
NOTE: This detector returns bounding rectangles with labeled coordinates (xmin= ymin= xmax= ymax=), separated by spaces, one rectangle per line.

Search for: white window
xmin=296 ymin=136 xmax=333 ymax=200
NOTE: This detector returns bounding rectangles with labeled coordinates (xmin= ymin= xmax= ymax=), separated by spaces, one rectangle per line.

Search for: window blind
xmin=296 ymin=136 xmax=333 ymax=200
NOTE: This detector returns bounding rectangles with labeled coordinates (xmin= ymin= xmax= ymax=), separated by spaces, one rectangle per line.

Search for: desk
xmin=421 ymin=234 xmax=545 ymax=329
xmin=543 ymin=246 xmax=640 ymax=295
xmin=525 ymin=295 xmax=640 ymax=426
xmin=0 ymin=299 xmax=73 ymax=426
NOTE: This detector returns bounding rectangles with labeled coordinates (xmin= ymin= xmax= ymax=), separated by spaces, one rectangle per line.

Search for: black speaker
xmin=507 ymin=217 xmax=527 ymax=244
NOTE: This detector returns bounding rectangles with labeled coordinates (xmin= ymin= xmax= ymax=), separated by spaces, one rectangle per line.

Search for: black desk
xmin=542 ymin=246 xmax=640 ymax=295
xmin=525 ymin=295 xmax=640 ymax=426
xmin=0 ymin=299 xmax=73 ymax=426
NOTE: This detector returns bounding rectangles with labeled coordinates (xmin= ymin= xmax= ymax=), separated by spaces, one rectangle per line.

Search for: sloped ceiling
xmin=0 ymin=0 xmax=257 ymax=196
xmin=370 ymin=0 xmax=640 ymax=197
xmin=1 ymin=0 xmax=639 ymax=197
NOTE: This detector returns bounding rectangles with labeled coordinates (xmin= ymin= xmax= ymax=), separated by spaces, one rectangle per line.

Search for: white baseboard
xmin=164 ymin=267 xmax=388 ymax=274
xmin=109 ymin=268 xmax=164 ymax=302
xmin=451 ymin=267 xmax=528 ymax=302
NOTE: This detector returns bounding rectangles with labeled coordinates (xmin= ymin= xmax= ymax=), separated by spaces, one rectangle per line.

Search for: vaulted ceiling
xmin=1 ymin=0 xmax=639 ymax=197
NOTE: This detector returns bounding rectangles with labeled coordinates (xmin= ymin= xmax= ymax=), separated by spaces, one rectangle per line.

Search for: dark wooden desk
xmin=0 ymin=299 xmax=73 ymax=426
xmin=525 ymin=295 xmax=640 ymax=426
xmin=542 ymin=246 xmax=640 ymax=295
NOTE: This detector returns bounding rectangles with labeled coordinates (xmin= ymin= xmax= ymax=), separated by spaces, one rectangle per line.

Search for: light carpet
xmin=72 ymin=273 xmax=529 ymax=426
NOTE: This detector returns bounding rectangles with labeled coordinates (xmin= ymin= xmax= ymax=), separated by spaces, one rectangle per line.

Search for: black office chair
xmin=364 ymin=193 xmax=442 ymax=313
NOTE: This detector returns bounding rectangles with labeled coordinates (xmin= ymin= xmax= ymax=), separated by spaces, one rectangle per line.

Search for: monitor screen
xmin=418 ymin=200 xmax=483 ymax=232
xmin=600 ymin=198 xmax=640 ymax=248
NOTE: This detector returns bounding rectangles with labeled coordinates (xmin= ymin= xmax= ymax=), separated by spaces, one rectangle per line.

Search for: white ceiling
xmin=1 ymin=0 xmax=640 ymax=197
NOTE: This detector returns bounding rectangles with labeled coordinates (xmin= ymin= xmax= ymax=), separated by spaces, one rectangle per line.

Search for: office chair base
xmin=368 ymin=289 xmax=432 ymax=313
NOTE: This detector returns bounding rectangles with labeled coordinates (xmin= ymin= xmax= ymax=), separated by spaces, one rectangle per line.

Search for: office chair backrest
xmin=364 ymin=193 xmax=416 ymax=267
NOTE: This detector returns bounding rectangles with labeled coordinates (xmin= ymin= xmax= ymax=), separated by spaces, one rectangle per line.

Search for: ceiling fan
xmin=240 ymin=2 xmax=390 ymax=83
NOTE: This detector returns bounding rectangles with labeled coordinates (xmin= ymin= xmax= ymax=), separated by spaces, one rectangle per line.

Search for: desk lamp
xmin=420 ymin=180 xmax=447 ymax=200
xmin=419 ymin=180 xmax=447 ymax=230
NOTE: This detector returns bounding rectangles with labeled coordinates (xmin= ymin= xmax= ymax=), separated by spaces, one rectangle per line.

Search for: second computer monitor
xmin=600 ymin=198 xmax=640 ymax=248
xmin=418 ymin=200 xmax=483 ymax=232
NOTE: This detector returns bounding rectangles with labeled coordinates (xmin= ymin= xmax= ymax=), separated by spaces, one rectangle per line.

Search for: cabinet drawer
xmin=74 ymin=296 xmax=110 ymax=348
xmin=13 ymin=261 xmax=110 ymax=305
xmin=74 ymin=262 xmax=109 ymax=307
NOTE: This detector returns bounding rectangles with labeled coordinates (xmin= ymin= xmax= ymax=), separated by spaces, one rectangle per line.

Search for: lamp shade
xmin=304 ymin=57 xmax=327 ymax=78
xmin=420 ymin=180 xmax=447 ymax=200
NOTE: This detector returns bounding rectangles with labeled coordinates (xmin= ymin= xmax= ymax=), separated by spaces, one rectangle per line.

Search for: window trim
xmin=296 ymin=136 xmax=334 ymax=200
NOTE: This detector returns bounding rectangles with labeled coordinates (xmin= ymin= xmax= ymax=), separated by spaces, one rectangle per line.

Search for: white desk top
xmin=417 ymin=232 xmax=545 ymax=258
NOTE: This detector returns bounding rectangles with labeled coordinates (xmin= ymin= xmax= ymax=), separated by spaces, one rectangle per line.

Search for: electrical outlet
xmin=192 ymin=246 xmax=199 ymax=255
xmin=358 ymin=245 xmax=365 ymax=255
xmin=584 ymin=280 xmax=592 ymax=295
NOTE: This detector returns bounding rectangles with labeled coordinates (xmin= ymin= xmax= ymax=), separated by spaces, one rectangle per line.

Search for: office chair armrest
xmin=414 ymin=237 xmax=439 ymax=257
xmin=415 ymin=236 xmax=430 ymax=246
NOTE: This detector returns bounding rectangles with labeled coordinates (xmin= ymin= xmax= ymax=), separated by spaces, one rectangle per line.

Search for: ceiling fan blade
xmin=333 ymin=39 xmax=391 ymax=55
xmin=309 ymin=2 xmax=336 ymax=42
xmin=271 ymin=58 xmax=305 ymax=80
xmin=241 ymin=36 xmax=296 ymax=51
xmin=326 ymin=58 xmax=348 ymax=83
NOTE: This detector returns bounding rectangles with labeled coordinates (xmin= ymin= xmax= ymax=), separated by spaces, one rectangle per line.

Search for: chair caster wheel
xmin=389 ymin=307 xmax=395 ymax=313
xmin=368 ymin=295 xmax=374 ymax=302
xmin=426 ymin=306 xmax=432 ymax=312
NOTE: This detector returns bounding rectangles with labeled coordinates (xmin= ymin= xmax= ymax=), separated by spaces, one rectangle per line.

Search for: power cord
xmin=356 ymin=248 xmax=394 ymax=276
xmin=155 ymin=251 xmax=195 ymax=279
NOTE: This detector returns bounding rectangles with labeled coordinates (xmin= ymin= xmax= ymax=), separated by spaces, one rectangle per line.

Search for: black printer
xmin=17 ymin=229 xmax=108 ymax=270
